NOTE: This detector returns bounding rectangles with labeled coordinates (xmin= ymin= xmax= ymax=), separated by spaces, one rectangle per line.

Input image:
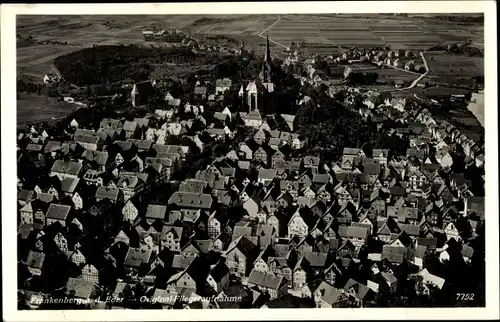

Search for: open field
xmin=17 ymin=14 xmax=483 ymax=80
xmin=266 ymin=14 xmax=483 ymax=52
xmin=426 ymin=53 xmax=484 ymax=77
xmin=17 ymin=93 xmax=76 ymax=126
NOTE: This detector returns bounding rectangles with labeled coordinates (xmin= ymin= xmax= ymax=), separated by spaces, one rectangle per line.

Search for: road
xmin=392 ymin=51 xmax=430 ymax=91
xmin=258 ymin=15 xmax=288 ymax=51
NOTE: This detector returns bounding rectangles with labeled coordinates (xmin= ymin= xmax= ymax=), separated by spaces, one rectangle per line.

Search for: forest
xmin=54 ymin=45 xmax=199 ymax=86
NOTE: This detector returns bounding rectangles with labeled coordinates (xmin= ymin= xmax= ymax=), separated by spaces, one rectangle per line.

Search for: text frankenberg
xmin=31 ymin=294 xmax=242 ymax=305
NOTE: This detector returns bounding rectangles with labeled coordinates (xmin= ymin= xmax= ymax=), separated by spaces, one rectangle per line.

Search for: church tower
xmin=259 ymin=34 xmax=274 ymax=83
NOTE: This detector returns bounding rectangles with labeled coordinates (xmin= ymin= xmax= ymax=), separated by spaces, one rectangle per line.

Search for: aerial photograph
xmin=16 ymin=13 xmax=485 ymax=310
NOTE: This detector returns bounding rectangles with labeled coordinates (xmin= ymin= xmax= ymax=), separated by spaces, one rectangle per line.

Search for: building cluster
xmin=17 ymin=33 xmax=485 ymax=310
xmin=282 ymin=45 xmax=427 ymax=89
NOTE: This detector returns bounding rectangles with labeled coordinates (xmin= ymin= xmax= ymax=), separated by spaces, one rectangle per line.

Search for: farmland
xmin=17 ymin=93 xmax=76 ymax=126
xmin=426 ymin=53 xmax=484 ymax=77
xmin=264 ymin=14 xmax=483 ymax=52
xmin=17 ymin=14 xmax=483 ymax=83
xmin=424 ymin=52 xmax=484 ymax=86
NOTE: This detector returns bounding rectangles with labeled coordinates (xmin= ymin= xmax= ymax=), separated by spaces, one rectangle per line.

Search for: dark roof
xmin=248 ymin=269 xmax=283 ymax=290
xmin=50 ymin=160 xmax=82 ymax=176
xmin=132 ymin=80 xmax=153 ymax=96
xmin=146 ymin=204 xmax=167 ymax=220
xmin=26 ymin=251 xmax=45 ymax=268
xmin=168 ymin=192 xmax=213 ymax=209
xmin=338 ymin=225 xmax=368 ymax=239
xmin=194 ymin=86 xmax=207 ymax=95
xmin=124 ymin=247 xmax=152 ymax=268
xmin=66 ymin=277 xmax=95 ymax=299
xmin=381 ymin=245 xmax=407 ymax=264
xmin=46 ymin=204 xmax=71 ymax=221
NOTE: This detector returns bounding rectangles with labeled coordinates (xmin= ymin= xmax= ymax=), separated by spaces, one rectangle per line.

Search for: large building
xmin=239 ymin=34 xmax=276 ymax=112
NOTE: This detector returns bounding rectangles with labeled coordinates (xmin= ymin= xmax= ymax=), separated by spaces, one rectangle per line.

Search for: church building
xmin=239 ymin=34 xmax=276 ymax=113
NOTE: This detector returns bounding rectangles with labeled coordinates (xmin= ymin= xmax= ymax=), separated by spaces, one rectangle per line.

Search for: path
xmin=257 ymin=15 xmax=288 ymax=51
xmin=393 ymin=51 xmax=430 ymax=91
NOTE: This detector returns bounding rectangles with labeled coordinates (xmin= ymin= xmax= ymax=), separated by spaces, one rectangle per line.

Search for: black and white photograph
xmin=2 ymin=2 xmax=498 ymax=321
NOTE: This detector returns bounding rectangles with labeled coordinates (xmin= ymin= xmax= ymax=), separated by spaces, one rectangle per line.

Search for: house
xmin=464 ymin=196 xmax=484 ymax=220
xmin=123 ymin=121 xmax=139 ymax=139
xmin=311 ymin=281 xmax=346 ymax=308
xmin=95 ymin=187 xmax=124 ymax=204
xmin=151 ymin=288 xmax=178 ymax=309
xmin=247 ymin=269 xmax=286 ymax=299
xmin=74 ymin=135 xmax=101 ymax=151
xmin=162 ymin=226 xmax=183 ymax=252
xmin=257 ymin=169 xmax=277 ymax=186
xmin=416 ymin=268 xmax=445 ymax=292
xmin=50 ymin=160 xmax=82 ymax=180
xmin=124 ymin=247 xmax=153 ymax=272
xmin=66 ymin=277 xmax=97 ymax=300
xmin=19 ymin=201 xmax=39 ymax=225
xmin=194 ymin=86 xmax=208 ymax=100
xmin=205 ymin=260 xmax=230 ymax=294
xmin=26 ymin=251 xmax=45 ymax=276
xmin=223 ymin=236 xmax=258 ymax=277
xmin=146 ymin=204 xmax=167 ymax=224
xmin=238 ymin=143 xmax=253 ymax=160
xmin=131 ymin=80 xmax=153 ymax=107
xmin=242 ymin=109 xmax=263 ymax=128
xmin=18 ymin=189 xmax=35 ymax=207
xmin=254 ymin=146 xmax=270 ymax=166
xmin=338 ymin=225 xmax=368 ymax=248
xmin=303 ymin=156 xmax=320 ymax=170
xmin=45 ymin=204 xmax=71 ymax=227
xmin=80 ymin=264 xmax=99 ymax=283
xmin=372 ymin=149 xmax=389 ymax=166
xmin=288 ymin=208 xmax=316 ymax=238
xmin=168 ymin=192 xmax=213 ymax=210
xmin=166 ymin=268 xmax=197 ymax=295
xmin=291 ymin=134 xmax=307 ymax=150
xmin=215 ymin=78 xmax=232 ymax=95
xmin=443 ymin=222 xmax=460 ymax=241
xmin=343 ymin=279 xmax=375 ymax=305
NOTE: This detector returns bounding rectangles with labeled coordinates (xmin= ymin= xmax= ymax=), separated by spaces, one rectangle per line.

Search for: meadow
xmin=17 ymin=93 xmax=75 ymax=126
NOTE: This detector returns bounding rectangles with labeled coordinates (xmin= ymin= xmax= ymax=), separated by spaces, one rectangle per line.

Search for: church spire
xmin=264 ymin=33 xmax=271 ymax=64
xmin=260 ymin=33 xmax=273 ymax=83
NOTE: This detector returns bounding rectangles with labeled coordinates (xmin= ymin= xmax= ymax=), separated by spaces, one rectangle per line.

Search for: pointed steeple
xmin=264 ymin=33 xmax=271 ymax=64
xmin=240 ymin=38 xmax=245 ymax=50
xmin=260 ymin=33 xmax=274 ymax=83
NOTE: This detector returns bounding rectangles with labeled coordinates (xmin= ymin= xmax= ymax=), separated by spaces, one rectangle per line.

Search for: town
xmin=16 ymin=14 xmax=485 ymax=310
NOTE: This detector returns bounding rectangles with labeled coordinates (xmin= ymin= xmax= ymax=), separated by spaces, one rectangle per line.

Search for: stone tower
xmin=259 ymin=34 xmax=274 ymax=83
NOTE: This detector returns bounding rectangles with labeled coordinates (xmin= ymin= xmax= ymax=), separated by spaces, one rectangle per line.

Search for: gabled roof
xmin=224 ymin=235 xmax=258 ymax=259
xmin=66 ymin=277 xmax=95 ymax=299
xmin=168 ymin=192 xmax=213 ymax=209
xmin=146 ymin=204 xmax=167 ymax=220
xmin=27 ymin=251 xmax=45 ymax=268
xmin=95 ymin=186 xmax=121 ymax=201
xmin=46 ymin=204 xmax=71 ymax=221
xmin=381 ymin=245 xmax=407 ymax=264
xmin=51 ymin=160 xmax=82 ymax=176
xmin=245 ymin=109 xmax=262 ymax=121
xmin=124 ymin=247 xmax=152 ymax=268
xmin=61 ymin=177 xmax=80 ymax=194
xmin=131 ymin=80 xmax=153 ymax=96
xmin=248 ymin=269 xmax=283 ymax=290
xmin=258 ymin=169 xmax=277 ymax=181
xmin=311 ymin=281 xmax=344 ymax=306
xmin=338 ymin=225 xmax=368 ymax=239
